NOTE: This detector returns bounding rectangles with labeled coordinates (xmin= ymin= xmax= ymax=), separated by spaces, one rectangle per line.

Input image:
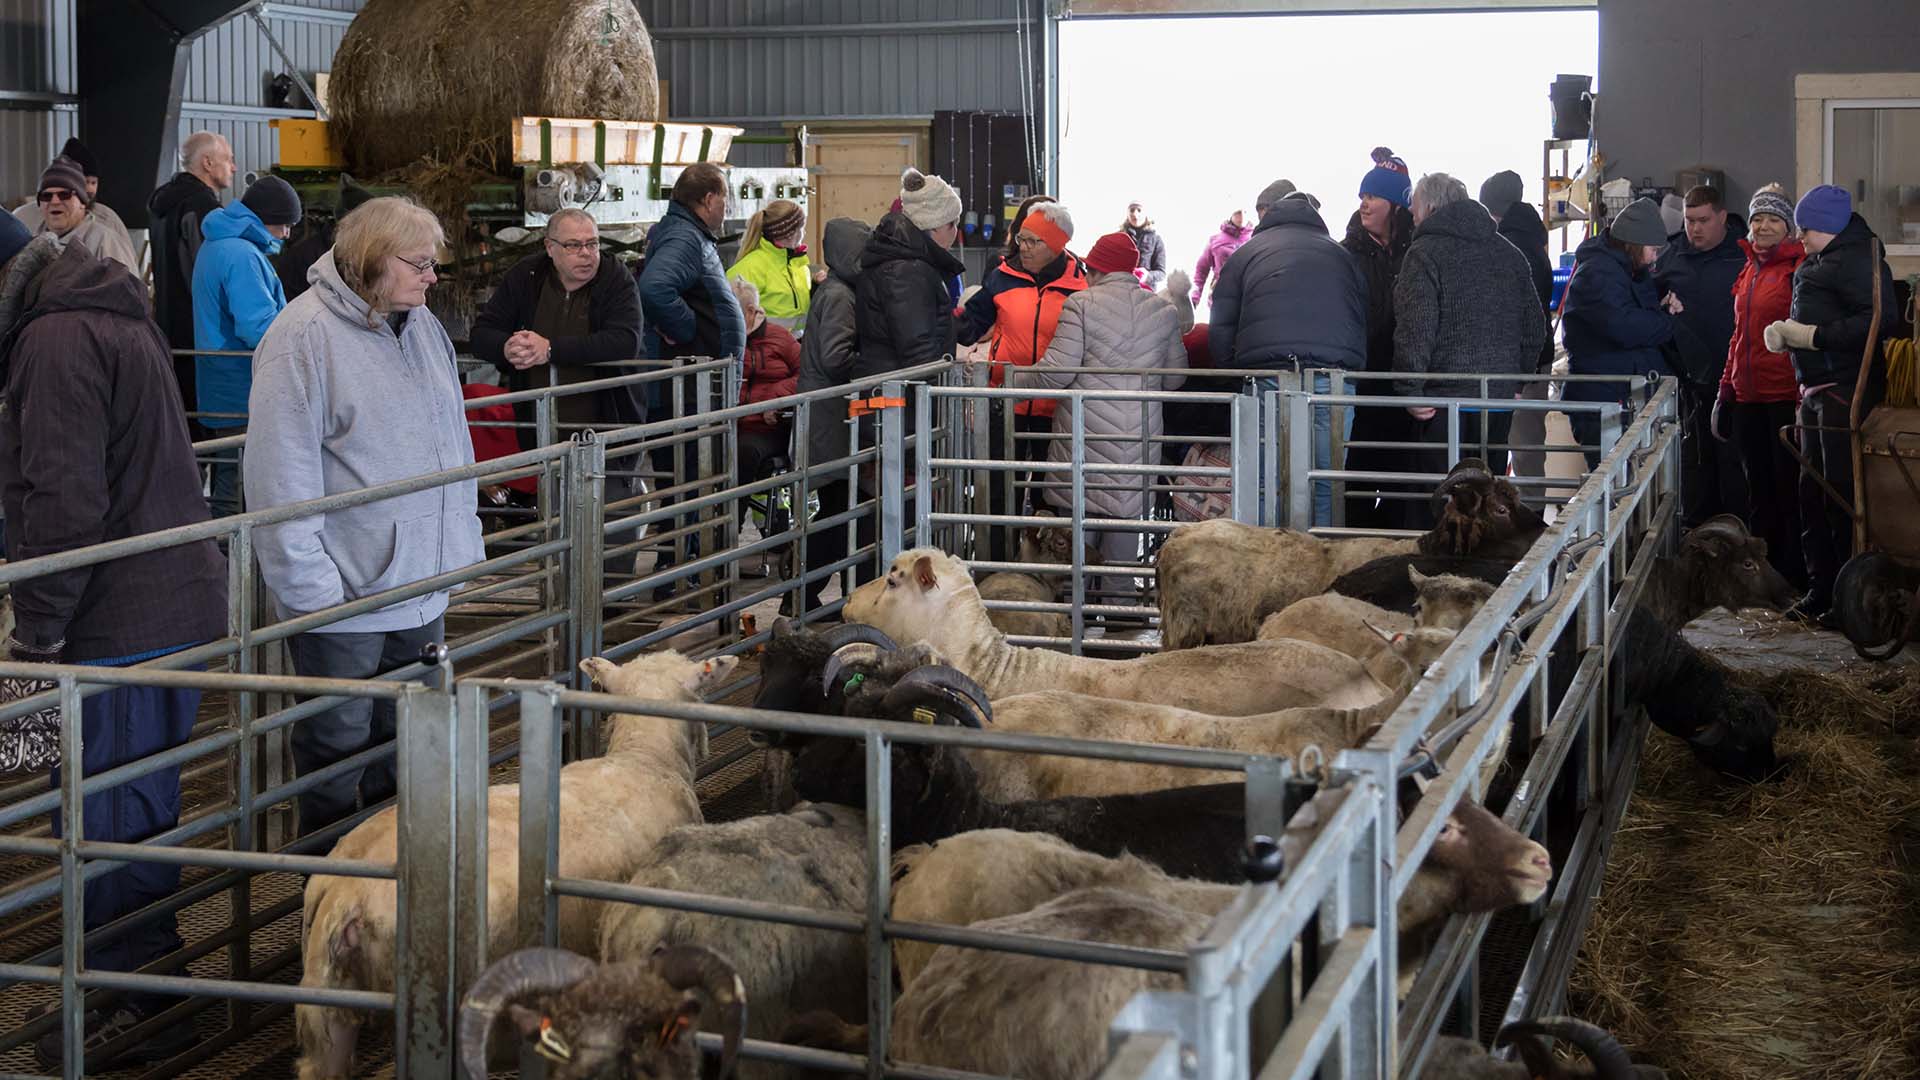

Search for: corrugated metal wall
xmin=636 ymin=0 xmax=1037 ymax=123
xmin=179 ymin=2 xmax=363 ymax=192
xmin=1 ymin=0 xmax=78 ymax=203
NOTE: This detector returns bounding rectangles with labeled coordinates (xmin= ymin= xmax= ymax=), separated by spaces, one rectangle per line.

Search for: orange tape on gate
xmin=848 ymin=396 xmax=906 ymax=418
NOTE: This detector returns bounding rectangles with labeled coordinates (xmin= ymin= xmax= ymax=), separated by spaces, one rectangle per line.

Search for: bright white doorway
xmin=1057 ymin=10 xmax=1598 ymax=319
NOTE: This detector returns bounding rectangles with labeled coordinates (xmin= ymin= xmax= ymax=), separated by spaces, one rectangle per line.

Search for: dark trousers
xmin=1344 ymin=392 xmax=1414 ymax=530
xmin=1797 ymin=386 xmax=1856 ymax=602
xmin=286 ymin=618 xmax=444 ymax=836
xmin=206 ymin=428 xmax=245 ymax=518
xmin=736 ymin=425 xmax=791 ymax=528
xmin=1728 ymin=399 xmax=1807 ymax=591
xmin=1404 ymin=408 xmax=1513 ymax=531
xmin=1569 ymin=405 xmax=1621 ymax=472
xmin=803 ymin=478 xmax=877 ymax=608
xmin=1679 ymin=382 xmax=1750 ymax=527
xmin=51 ymin=680 xmax=200 ymax=1012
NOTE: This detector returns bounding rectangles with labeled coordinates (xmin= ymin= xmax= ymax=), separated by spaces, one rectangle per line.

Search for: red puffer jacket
xmin=1721 ymin=238 xmax=1805 ymax=404
xmin=741 ymin=320 xmax=801 ymax=433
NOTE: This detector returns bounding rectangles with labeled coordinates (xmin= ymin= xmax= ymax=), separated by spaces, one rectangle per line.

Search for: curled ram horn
xmin=457 ymin=946 xmax=598 ymax=1080
xmin=820 ymin=623 xmax=899 ymax=653
xmin=1428 ymin=457 xmax=1494 ymax=517
xmin=878 ymin=665 xmax=992 ymax=728
xmin=1496 ymin=1016 xmax=1638 ymax=1080
xmin=1679 ymin=513 xmax=1752 ymax=554
xmin=648 ymin=944 xmax=750 ymax=1080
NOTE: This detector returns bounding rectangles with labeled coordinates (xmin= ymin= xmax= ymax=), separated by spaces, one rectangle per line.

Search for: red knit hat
xmin=1084 ymin=231 xmax=1139 ymax=275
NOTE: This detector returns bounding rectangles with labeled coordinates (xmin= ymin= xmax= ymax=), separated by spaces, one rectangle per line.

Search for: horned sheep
xmin=596 ymin=803 xmax=869 ymax=1079
xmin=844 ymin=548 xmax=1397 ymax=715
xmin=1155 ymin=459 xmax=1543 ymax=649
xmin=296 ymin=651 xmax=736 ymax=1080
xmin=456 ymin=944 xmax=748 ymax=1080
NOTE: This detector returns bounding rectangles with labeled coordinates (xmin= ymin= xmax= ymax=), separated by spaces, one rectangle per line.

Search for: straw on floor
xmin=1569 ymin=662 xmax=1920 ymax=1079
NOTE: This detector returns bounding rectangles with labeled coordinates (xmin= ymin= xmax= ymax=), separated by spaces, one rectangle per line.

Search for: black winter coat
xmin=1208 ymin=199 xmax=1368 ymax=371
xmin=1789 ymin=213 xmax=1898 ymax=392
xmin=1496 ymin=201 xmax=1556 ymax=374
xmin=147 ymin=172 xmax=222 ymax=352
xmin=470 ymin=251 xmax=646 ymax=445
xmin=799 ymin=218 xmax=872 ymax=466
xmin=1341 ymin=206 xmax=1414 ymax=376
xmin=854 ymin=212 xmax=964 ymax=381
xmin=0 ymin=245 xmax=227 ymax=660
xmin=1561 ymin=231 xmax=1674 ymax=404
xmin=1390 ymin=199 xmax=1549 ymax=398
xmin=1123 ymin=224 xmax=1168 ymax=289
xmin=1654 ymin=212 xmax=1748 ymax=385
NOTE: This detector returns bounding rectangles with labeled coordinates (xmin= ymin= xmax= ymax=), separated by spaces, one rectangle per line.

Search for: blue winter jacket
xmin=1561 ymin=231 xmax=1673 ymax=404
xmin=1207 ymin=197 xmax=1367 ymax=372
xmin=638 ymin=201 xmax=747 ymax=363
xmin=192 ymin=201 xmax=287 ymax=428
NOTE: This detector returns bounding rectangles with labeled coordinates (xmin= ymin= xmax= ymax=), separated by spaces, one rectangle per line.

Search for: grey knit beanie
xmin=1479 ymin=170 xmax=1525 ymax=215
xmin=1609 ymin=198 xmax=1668 ymax=247
xmin=1254 ymin=178 xmax=1297 ymax=215
xmin=899 ymin=168 xmax=962 ymax=231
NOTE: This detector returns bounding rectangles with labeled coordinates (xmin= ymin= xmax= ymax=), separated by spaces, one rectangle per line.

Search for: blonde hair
xmin=332 ymin=196 xmax=445 ymax=323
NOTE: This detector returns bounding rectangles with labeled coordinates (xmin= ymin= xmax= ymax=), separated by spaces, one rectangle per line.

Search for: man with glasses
xmin=471 ymin=207 xmax=645 ymax=567
xmin=11 ymin=138 xmax=136 ymax=266
xmin=28 ymin=155 xmax=138 ymax=272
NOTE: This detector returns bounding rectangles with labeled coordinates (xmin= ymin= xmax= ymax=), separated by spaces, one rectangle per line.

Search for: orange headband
xmin=1020 ymin=213 xmax=1070 ymax=254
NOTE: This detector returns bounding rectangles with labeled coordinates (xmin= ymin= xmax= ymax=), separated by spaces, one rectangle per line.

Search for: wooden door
xmin=800 ymin=128 xmax=927 ymax=273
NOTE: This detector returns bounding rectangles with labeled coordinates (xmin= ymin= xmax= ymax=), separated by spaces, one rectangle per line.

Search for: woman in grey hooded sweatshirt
xmin=244 ymin=196 xmax=485 ymax=835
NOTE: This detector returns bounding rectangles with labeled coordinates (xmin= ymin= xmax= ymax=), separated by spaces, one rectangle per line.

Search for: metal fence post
xmin=1284 ymin=391 xmax=1314 ymax=530
xmin=864 ymin=731 xmax=894 ymax=1080
xmin=565 ymin=434 xmax=607 ymax=753
xmin=914 ymin=384 xmax=934 ymax=548
xmin=59 ymin=675 xmax=84 ymax=1080
xmin=879 ymin=379 xmax=907 ymax=564
xmin=394 ymin=685 xmax=460 ymax=1079
xmin=226 ymin=519 xmax=257 ymax=1033
xmin=1069 ymin=400 xmax=1087 ymax=654
xmin=453 ymin=680 xmax=492 ymax=1000
xmin=1230 ymin=394 xmax=1262 ymax=526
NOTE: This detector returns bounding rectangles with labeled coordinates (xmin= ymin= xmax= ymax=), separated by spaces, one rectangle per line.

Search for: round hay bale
xmin=329 ymin=0 xmax=660 ymax=177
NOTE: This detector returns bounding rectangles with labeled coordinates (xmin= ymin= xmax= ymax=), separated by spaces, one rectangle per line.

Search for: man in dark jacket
xmin=1766 ymin=185 xmax=1899 ymax=617
xmin=637 ymin=164 xmax=747 ymax=593
xmin=1122 ymin=201 xmax=1167 ymax=290
xmin=1341 ymin=149 xmax=1416 ymax=528
xmin=1561 ymin=197 xmax=1675 ymax=467
xmin=797 ymin=217 xmax=872 ymax=609
xmin=147 ymin=130 xmax=235 ymax=421
xmin=0 ymin=235 xmax=227 ymax=1069
xmin=1392 ymin=174 xmax=1548 ymax=515
xmin=1655 ymin=185 xmax=1750 ymax=526
xmin=1211 ymin=185 xmax=1367 ymax=525
xmin=472 ymin=209 xmax=645 ymax=446
xmin=1482 ymin=171 xmax=1558 ymax=482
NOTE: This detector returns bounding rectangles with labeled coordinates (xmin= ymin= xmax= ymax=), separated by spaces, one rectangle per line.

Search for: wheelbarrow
xmin=1782 ymin=237 xmax=1920 ymax=660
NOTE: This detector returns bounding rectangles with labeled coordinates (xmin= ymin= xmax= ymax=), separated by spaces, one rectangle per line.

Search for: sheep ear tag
xmin=534 ymin=1017 xmax=573 ymax=1063
xmin=911 ymin=706 xmax=939 ymax=725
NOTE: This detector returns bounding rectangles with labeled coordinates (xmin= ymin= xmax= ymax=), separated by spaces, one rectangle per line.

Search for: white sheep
xmin=843 ymin=549 xmax=1396 ymax=716
xmin=596 ymin=803 xmax=868 ymax=1080
xmin=295 ymin=650 xmax=736 ymax=1080
xmin=1255 ymin=569 xmax=1494 ymax=659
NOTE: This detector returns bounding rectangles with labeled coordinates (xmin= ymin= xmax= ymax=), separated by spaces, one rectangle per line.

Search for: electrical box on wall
xmin=933 ymin=111 xmax=1034 ymax=248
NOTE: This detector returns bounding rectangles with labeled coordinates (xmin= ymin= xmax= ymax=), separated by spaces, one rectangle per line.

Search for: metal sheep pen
xmin=1 ymin=347 xmax=1676 ymax=1080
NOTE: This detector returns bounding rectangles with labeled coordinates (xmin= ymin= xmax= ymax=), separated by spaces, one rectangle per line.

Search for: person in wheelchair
xmin=732 ymin=279 xmax=801 ymax=564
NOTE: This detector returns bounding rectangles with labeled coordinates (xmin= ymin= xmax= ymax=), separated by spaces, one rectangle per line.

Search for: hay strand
xmin=1570 ymin=662 xmax=1920 ymax=1079
xmin=329 ymin=0 xmax=660 ymax=177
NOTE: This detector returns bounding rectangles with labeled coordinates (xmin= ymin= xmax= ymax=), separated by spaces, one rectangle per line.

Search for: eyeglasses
xmin=393 ymin=254 xmax=437 ymax=275
xmin=36 ymin=189 xmax=77 ymax=204
xmin=1013 ymin=235 xmax=1050 ymax=249
xmin=547 ymin=239 xmax=599 ymax=255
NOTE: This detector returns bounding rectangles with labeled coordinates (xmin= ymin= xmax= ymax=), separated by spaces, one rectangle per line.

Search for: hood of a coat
xmin=13 ymin=240 xmax=150 ymax=327
xmin=1412 ymin=198 xmax=1497 ymax=244
xmin=306 ymin=247 xmax=387 ymax=331
xmin=148 ymin=171 xmax=217 ymax=217
xmin=1495 ymin=200 xmax=1550 ymax=249
xmin=862 ymin=211 xmax=964 ymax=277
xmin=823 ymin=217 xmax=872 ymax=285
xmin=202 ymin=201 xmax=281 ymax=254
xmin=1254 ymin=198 xmax=1330 ymax=236
xmin=1219 ymin=218 xmax=1250 ymax=239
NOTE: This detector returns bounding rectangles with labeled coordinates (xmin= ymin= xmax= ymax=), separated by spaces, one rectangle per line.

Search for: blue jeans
xmin=50 ymin=679 xmax=201 ymax=1011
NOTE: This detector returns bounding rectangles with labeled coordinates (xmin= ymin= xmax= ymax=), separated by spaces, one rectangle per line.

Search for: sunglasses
xmin=36 ymin=189 xmax=78 ymax=204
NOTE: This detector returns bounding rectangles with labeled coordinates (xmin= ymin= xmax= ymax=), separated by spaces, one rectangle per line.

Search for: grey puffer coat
xmin=1027 ymin=273 xmax=1188 ymax=521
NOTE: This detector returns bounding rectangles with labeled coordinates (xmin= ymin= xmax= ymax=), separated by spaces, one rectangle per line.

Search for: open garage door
xmin=1048 ymin=3 xmax=1597 ymax=317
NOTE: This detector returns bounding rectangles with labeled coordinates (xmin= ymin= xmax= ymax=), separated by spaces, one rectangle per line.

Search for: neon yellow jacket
xmin=727 ymin=238 xmax=812 ymax=322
